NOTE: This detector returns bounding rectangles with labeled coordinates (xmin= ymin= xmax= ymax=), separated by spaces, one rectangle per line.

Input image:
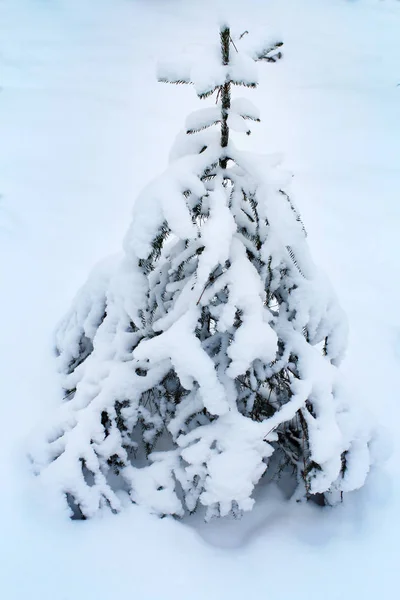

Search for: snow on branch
xmin=231 ymin=97 xmax=261 ymax=122
xmin=253 ymin=41 xmax=283 ymax=63
xmin=157 ymin=59 xmax=192 ymax=85
xmin=185 ymin=107 xmax=221 ymax=134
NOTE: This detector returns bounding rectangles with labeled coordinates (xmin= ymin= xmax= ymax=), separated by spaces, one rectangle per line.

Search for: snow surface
xmin=1 ymin=0 xmax=399 ymax=598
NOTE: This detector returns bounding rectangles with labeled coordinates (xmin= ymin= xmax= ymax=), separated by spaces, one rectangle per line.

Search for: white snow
xmin=195 ymin=183 xmax=236 ymax=290
xmin=134 ymin=306 xmax=230 ymax=416
xmin=185 ymin=106 xmax=221 ymax=133
xmin=231 ymin=97 xmax=261 ymax=121
xmin=1 ymin=0 xmax=400 ymax=598
xmin=221 ymin=239 xmax=279 ymax=377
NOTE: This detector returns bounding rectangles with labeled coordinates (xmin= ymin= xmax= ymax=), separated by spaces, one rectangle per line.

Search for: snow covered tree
xmin=30 ymin=25 xmax=373 ymax=520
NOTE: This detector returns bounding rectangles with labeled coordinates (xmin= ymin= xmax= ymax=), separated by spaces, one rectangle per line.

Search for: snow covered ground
xmin=0 ymin=0 xmax=399 ymax=597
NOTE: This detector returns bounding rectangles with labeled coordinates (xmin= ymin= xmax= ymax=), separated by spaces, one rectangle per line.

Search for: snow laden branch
xmin=30 ymin=25 xmax=375 ymax=521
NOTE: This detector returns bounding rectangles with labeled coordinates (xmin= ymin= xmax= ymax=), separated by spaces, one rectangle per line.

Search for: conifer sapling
xmin=30 ymin=25 xmax=374 ymax=520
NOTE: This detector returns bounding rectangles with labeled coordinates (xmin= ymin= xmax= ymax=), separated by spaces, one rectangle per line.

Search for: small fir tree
xmin=31 ymin=26 xmax=373 ymax=520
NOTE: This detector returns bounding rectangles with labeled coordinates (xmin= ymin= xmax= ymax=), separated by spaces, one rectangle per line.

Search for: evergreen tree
xmin=31 ymin=25 xmax=373 ymax=520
